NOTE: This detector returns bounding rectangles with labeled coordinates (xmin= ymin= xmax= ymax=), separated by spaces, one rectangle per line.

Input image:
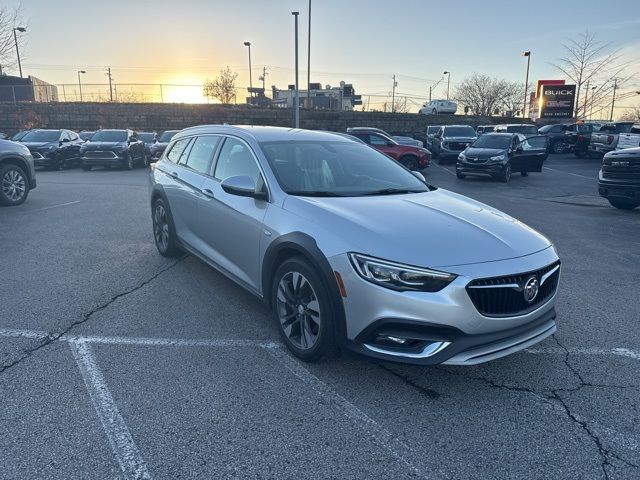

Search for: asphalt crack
xmin=0 ymin=257 xmax=185 ymax=375
xmin=376 ymin=363 xmax=441 ymax=399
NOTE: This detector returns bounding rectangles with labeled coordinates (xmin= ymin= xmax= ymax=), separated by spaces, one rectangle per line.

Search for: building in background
xmin=271 ymin=81 xmax=362 ymax=111
xmin=0 ymin=75 xmax=59 ymax=103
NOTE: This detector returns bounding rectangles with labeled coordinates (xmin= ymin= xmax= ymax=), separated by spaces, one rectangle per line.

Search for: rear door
xmin=515 ymin=135 xmax=548 ymax=172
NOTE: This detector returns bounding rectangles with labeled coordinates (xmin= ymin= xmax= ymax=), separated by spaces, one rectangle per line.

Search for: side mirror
xmin=221 ymin=175 xmax=267 ymax=200
xmin=412 ymin=171 xmax=426 ymax=180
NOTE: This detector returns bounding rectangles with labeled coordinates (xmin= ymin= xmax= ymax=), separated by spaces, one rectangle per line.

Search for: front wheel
xmin=0 ymin=164 xmax=30 ymax=206
xmin=272 ymin=257 xmax=335 ymax=362
xmin=607 ymin=198 xmax=640 ymax=210
xmin=574 ymin=150 xmax=587 ymax=158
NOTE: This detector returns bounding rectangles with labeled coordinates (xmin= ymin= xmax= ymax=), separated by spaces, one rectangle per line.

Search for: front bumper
xmin=81 ymin=152 xmax=127 ymax=166
xmin=329 ymin=247 xmax=560 ymax=365
xmin=456 ymin=160 xmax=505 ymax=176
xmin=598 ymin=170 xmax=640 ymax=200
xmin=590 ymin=145 xmax=614 ymax=156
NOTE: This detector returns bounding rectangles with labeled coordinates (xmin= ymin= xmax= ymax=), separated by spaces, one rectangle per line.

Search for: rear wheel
xmin=574 ymin=150 xmax=587 ymax=158
xmin=551 ymin=140 xmax=565 ymax=154
xmin=152 ymin=198 xmax=182 ymax=257
xmin=607 ymin=198 xmax=640 ymax=210
xmin=272 ymin=257 xmax=335 ymax=362
xmin=0 ymin=164 xmax=30 ymax=206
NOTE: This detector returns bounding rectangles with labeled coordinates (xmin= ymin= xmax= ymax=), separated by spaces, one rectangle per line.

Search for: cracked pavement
xmin=1 ymin=157 xmax=639 ymax=479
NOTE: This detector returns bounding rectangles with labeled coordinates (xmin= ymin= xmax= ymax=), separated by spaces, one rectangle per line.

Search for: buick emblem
xmin=523 ymin=276 xmax=539 ymax=303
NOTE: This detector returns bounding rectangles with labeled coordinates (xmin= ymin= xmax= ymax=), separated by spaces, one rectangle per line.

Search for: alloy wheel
xmin=153 ymin=203 xmax=170 ymax=252
xmin=2 ymin=169 xmax=26 ymax=202
xmin=276 ymin=272 xmax=321 ymax=350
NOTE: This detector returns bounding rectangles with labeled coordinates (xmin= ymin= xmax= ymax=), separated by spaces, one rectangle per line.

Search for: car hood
xmin=444 ymin=136 xmax=477 ymax=142
xmin=82 ymin=141 xmax=126 ymax=150
xmin=464 ymin=147 xmax=506 ymax=158
xmin=284 ymin=189 xmax=551 ymax=269
xmin=22 ymin=142 xmax=55 ymax=150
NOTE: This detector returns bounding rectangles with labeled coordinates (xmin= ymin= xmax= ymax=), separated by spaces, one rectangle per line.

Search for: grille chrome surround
xmin=84 ymin=151 xmax=118 ymax=159
xmin=466 ymin=261 xmax=560 ymax=317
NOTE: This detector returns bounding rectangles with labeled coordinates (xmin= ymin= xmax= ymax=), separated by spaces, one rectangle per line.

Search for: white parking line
xmin=0 ymin=328 xmax=50 ymax=340
xmin=542 ymin=166 xmax=595 ymax=180
xmin=264 ymin=345 xmax=427 ymax=478
xmin=69 ymin=340 xmax=152 ymax=480
xmin=62 ymin=334 xmax=277 ymax=349
xmin=23 ymin=200 xmax=81 ymax=213
xmin=526 ymin=346 xmax=640 ymax=361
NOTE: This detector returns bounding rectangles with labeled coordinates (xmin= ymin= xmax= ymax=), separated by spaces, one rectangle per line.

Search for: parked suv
xmin=598 ymin=147 xmax=640 ymax=210
xmin=346 ymin=128 xmax=430 ymax=170
xmin=431 ymin=125 xmax=477 ymax=162
xmin=589 ymin=122 xmax=635 ymax=158
xmin=20 ymin=129 xmax=83 ymax=170
xmin=419 ymin=100 xmax=457 ymax=115
xmin=493 ymin=124 xmax=539 ymax=137
xmin=80 ymin=129 xmax=146 ymax=170
xmin=0 ymin=139 xmax=36 ymax=206
xmin=149 ymin=125 xmax=560 ymax=365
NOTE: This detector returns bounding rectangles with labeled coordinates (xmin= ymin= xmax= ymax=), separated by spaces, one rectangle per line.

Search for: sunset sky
xmin=3 ymin=0 xmax=640 ymax=111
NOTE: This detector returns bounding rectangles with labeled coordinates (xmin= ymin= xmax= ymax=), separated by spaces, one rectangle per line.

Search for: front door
xmin=517 ymin=135 xmax=548 ymax=172
xmin=196 ymin=136 xmax=268 ymax=293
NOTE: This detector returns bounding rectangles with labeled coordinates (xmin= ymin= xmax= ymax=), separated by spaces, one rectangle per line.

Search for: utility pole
xmin=443 ymin=71 xmax=451 ymax=100
xmin=292 ymin=11 xmax=300 ymax=128
xmin=428 ymin=86 xmax=432 ymax=102
xmin=106 ymin=67 xmax=114 ymax=102
xmin=243 ymin=42 xmax=252 ymax=91
xmin=307 ymin=0 xmax=311 ymax=94
xmin=392 ymin=75 xmax=397 ymax=113
xmin=522 ymin=51 xmax=531 ymax=118
xmin=77 ymin=70 xmax=86 ymax=102
xmin=259 ymin=66 xmax=268 ymax=91
xmin=610 ymin=78 xmax=618 ymax=121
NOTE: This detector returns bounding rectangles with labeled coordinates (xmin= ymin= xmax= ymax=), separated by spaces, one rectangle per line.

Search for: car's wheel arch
xmin=0 ymin=157 xmax=32 ymax=183
xmin=262 ymin=232 xmax=347 ymax=339
xmin=150 ymin=185 xmax=181 ymax=242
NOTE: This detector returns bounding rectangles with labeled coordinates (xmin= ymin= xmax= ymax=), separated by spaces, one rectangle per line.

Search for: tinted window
xmin=369 ymin=134 xmax=390 ymax=146
xmin=182 ymin=136 xmax=220 ymax=174
xmin=443 ymin=126 xmax=476 ymax=137
xmin=630 ymin=126 xmax=640 ymax=134
xmin=138 ymin=133 xmax=156 ymax=143
xmin=214 ymin=137 xmax=261 ymax=182
xmin=471 ymin=135 xmax=512 ymax=149
xmin=91 ymin=130 xmax=128 ymax=142
xmin=351 ymin=133 xmax=370 ymax=144
xmin=617 ymin=124 xmax=634 ymax=133
xmin=79 ymin=131 xmax=94 ymax=140
xmin=166 ymin=137 xmax=192 ymax=164
xmin=507 ymin=125 xmax=538 ymax=135
xmin=261 ymin=140 xmax=429 ymax=196
xmin=21 ymin=130 xmax=61 ymax=142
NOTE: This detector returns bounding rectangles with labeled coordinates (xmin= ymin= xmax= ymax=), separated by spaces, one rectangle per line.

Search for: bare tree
xmin=453 ymin=74 xmax=525 ymax=117
xmin=621 ymin=105 xmax=640 ymax=122
xmin=383 ymin=96 xmax=408 ymax=113
xmin=203 ymin=67 xmax=238 ymax=104
xmin=0 ymin=6 xmax=25 ymax=74
xmin=551 ymin=30 xmax=627 ymax=117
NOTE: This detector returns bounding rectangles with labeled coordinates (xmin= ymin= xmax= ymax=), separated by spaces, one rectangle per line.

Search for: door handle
xmin=170 ymin=171 xmax=179 ymax=178
xmin=201 ymin=188 xmax=215 ymax=198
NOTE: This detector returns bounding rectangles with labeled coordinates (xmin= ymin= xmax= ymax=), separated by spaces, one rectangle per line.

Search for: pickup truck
xmin=564 ymin=123 xmax=602 ymax=157
xmin=589 ymin=122 xmax=635 ymax=157
xmin=598 ymin=147 xmax=640 ymax=210
xmin=616 ymin=124 xmax=640 ymax=150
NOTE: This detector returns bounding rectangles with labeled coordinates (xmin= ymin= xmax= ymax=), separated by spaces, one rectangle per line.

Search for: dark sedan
xmin=149 ymin=130 xmax=180 ymax=163
xmin=456 ymin=133 xmax=548 ymax=182
xmin=80 ymin=129 xmax=146 ymax=171
xmin=20 ymin=129 xmax=84 ymax=170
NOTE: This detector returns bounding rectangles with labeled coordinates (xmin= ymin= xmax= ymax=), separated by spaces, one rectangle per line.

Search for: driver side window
xmin=213 ymin=137 xmax=261 ymax=183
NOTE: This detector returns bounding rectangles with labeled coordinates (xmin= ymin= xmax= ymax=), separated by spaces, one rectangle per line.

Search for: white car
xmin=419 ymin=100 xmax=457 ymax=115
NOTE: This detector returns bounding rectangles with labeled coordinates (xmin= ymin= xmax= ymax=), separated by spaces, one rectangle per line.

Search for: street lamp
xmin=77 ymin=70 xmax=86 ymax=102
xmin=13 ymin=26 xmax=26 ymax=78
xmin=443 ymin=71 xmax=451 ymax=100
xmin=243 ymin=41 xmax=252 ymax=91
xmin=292 ymin=11 xmax=300 ymax=128
xmin=522 ymin=51 xmax=531 ymax=118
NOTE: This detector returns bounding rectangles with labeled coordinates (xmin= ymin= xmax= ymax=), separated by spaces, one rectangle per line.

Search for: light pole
xmin=77 ymin=70 xmax=86 ymax=102
xmin=243 ymin=42 xmax=252 ymax=92
xmin=522 ymin=51 xmax=531 ymax=118
xmin=13 ymin=26 xmax=26 ymax=78
xmin=589 ymin=86 xmax=596 ymax=120
xmin=292 ymin=11 xmax=300 ymax=128
xmin=307 ymin=0 xmax=311 ymax=94
xmin=443 ymin=71 xmax=451 ymax=100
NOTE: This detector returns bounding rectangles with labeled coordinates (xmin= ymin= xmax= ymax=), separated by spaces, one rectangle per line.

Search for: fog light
xmin=378 ymin=335 xmax=408 ymax=345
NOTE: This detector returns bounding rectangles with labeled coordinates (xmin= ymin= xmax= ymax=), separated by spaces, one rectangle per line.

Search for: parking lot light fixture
xmin=243 ymin=42 xmax=252 ymax=91
xmin=522 ymin=51 xmax=531 ymax=118
xmin=292 ymin=11 xmax=300 ymax=128
xmin=13 ymin=26 xmax=27 ymax=78
xmin=443 ymin=71 xmax=451 ymax=100
xmin=77 ymin=70 xmax=86 ymax=102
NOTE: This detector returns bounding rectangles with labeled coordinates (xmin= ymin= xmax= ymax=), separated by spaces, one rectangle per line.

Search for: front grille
xmin=602 ymin=158 xmax=640 ymax=179
xmin=84 ymin=151 xmax=117 ymax=159
xmin=466 ymin=261 xmax=560 ymax=317
xmin=449 ymin=142 xmax=469 ymax=151
xmin=466 ymin=157 xmax=488 ymax=164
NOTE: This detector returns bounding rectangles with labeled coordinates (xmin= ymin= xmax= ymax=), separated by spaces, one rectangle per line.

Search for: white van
xmin=419 ymin=99 xmax=457 ymax=115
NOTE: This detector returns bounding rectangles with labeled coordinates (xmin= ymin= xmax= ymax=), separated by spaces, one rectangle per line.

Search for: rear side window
xmin=166 ymin=137 xmax=192 ymax=163
xmin=369 ymin=134 xmax=389 ymax=146
xmin=181 ymin=135 xmax=220 ymax=174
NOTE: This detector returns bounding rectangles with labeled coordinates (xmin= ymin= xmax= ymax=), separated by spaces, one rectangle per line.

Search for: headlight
xmin=489 ymin=154 xmax=506 ymax=162
xmin=348 ymin=253 xmax=457 ymax=292
xmin=458 ymin=153 xmax=466 ymax=160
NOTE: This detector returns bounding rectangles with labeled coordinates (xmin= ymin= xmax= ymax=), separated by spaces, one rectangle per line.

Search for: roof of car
xmin=481 ymin=132 xmax=518 ymax=137
xmin=443 ymin=125 xmax=475 ymax=128
xmin=495 ymin=124 xmax=536 ymax=127
xmin=177 ymin=125 xmax=355 ymax=143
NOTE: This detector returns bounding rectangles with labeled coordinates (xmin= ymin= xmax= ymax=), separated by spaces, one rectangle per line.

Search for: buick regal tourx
xmin=149 ymin=126 xmax=560 ymax=365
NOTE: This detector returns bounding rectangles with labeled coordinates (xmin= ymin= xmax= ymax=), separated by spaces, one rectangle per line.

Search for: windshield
xmin=90 ymin=130 xmax=128 ymax=142
xmin=21 ymin=130 xmax=60 ymax=143
xmin=444 ymin=126 xmax=476 ymax=137
xmin=138 ymin=133 xmax=156 ymax=142
xmin=471 ymin=135 xmax=512 ymax=149
xmin=508 ymin=125 xmax=538 ymax=134
xmin=260 ymin=141 xmax=430 ymax=197
xmin=159 ymin=131 xmax=178 ymax=142
xmin=79 ymin=132 xmax=94 ymax=140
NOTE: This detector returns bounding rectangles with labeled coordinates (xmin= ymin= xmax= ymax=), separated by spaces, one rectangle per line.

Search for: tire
xmin=0 ymin=163 xmax=30 ymax=206
xmin=82 ymin=164 xmax=92 ymax=171
xmin=399 ymin=155 xmax=419 ymax=171
xmin=456 ymin=172 xmax=466 ymax=179
xmin=272 ymin=257 xmax=335 ymax=362
xmin=551 ymin=140 xmax=565 ymax=154
xmin=152 ymin=198 xmax=182 ymax=257
xmin=607 ymin=198 xmax=640 ymax=210
xmin=500 ymin=164 xmax=512 ymax=183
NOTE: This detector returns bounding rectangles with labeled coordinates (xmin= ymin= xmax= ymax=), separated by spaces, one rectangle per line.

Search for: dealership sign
xmin=539 ymin=84 xmax=576 ymax=118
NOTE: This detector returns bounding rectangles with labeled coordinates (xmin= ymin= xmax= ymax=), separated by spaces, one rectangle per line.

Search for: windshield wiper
xmin=361 ymin=188 xmax=426 ymax=196
xmin=286 ymin=190 xmax=347 ymax=197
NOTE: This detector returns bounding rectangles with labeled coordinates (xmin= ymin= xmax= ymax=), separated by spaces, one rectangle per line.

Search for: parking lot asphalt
xmin=1 ymin=154 xmax=639 ymax=480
